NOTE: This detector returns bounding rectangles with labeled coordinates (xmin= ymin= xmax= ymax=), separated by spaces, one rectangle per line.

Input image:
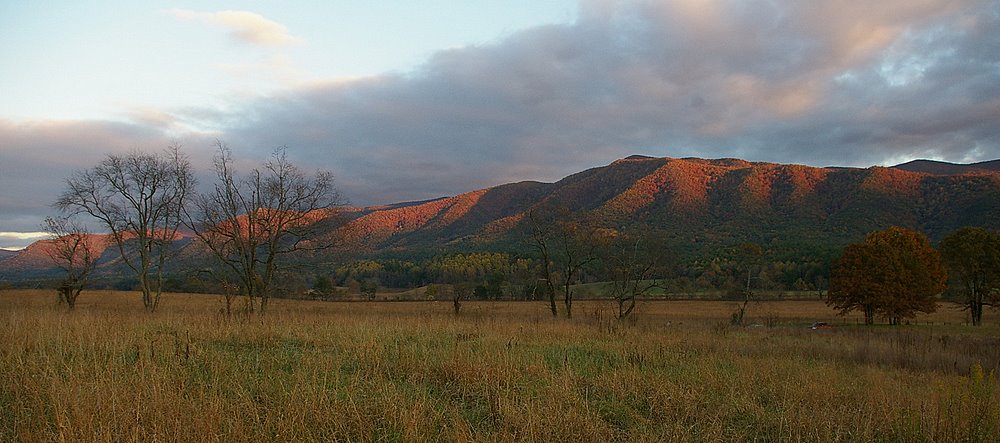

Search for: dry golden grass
xmin=1 ymin=289 xmax=997 ymax=442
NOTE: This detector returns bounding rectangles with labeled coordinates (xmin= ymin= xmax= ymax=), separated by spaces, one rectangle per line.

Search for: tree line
xmin=42 ymin=144 xmax=1000 ymax=324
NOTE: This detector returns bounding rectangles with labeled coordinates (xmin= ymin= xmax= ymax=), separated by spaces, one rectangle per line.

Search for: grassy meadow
xmin=1 ymin=289 xmax=998 ymax=442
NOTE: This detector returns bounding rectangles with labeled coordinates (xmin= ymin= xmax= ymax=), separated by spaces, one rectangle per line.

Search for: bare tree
xmin=528 ymin=210 xmax=559 ymax=317
xmin=56 ymin=147 xmax=193 ymax=312
xmin=43 ymin=216 xmax=102 ymax=310
xmin=187 ymin=142 xmax=344 ymax=313
xmin=527 ymin=207 xmax=599 ymax=318
xmin=603 ymin=231 xmax=663 ymax=320
xmin=556 ymin=216 xmax=599 ymax=319
xmin=732 ymin=242 xmax=764 ymax=326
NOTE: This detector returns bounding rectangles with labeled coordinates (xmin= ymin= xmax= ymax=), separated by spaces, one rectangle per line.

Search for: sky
xmin=1 ymin=0 xmax=999 ymax=250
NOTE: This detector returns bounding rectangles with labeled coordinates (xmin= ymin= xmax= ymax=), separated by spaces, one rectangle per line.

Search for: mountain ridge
xmin=3 ymin=155 xmax=999 ymax=280
xmin=321 ymin=155 xmax=1000 ymax=258
xmin=891 ymin=159 xmax=1000 ymax=175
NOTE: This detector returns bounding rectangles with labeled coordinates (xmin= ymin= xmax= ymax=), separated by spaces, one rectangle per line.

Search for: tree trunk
xmin=864 ymin=304 xmax=875 ymax=325
xmin=563 ymin=281 xmax=573 ymax=319
xmin=58 ymin=286 xmax=79 ymax=310
xmin=70 ymin=287 xmax=82 ymax=310
xmin=139 ymin=268 xmax=154 ymax=312
xmin=618 ymin=297 xmax=635 ymax=320
xmin=540 ymin=258 xmax=555 ymax=316
xmin=971 ymin=300 xmax=983 ymax=326
xmin=138 ymin=243 xmax=158 ymax=312
xmin=260 ymin=294 xmax=270 ymax=313
xmin=547 ymin=283 xmax=557 ymax=316
xmin=152 ymin=264 xmax=164 ymax=312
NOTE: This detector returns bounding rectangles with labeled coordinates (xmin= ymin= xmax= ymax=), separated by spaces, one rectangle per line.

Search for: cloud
xmin=0 ymin=119 xmax=219 ymax=232
xmin=0 ymin=232 xmax=48 ymax=251
xmin=0 ymin=232 xmax=49 ymax=240
xmin=3 ymin=0 xmax=999 ymax=233
xmin=217 ymin=0 xmax=997 ymax=203
xmin=215 ymin=54 xmax=305 ymax=87
xmin=167 ymin=9 xmax=302 ymax=47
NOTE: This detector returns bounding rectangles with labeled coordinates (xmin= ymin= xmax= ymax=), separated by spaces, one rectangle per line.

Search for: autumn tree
xmin=43 ymin=216 xmax=102 ymax=310
xmin=827 ymin=226 xmax=947 ymax=325
xmin=56 ymin=147 xmax=194 ymax=312
xmin=187 ymin=142 xmax=344 ymax=313
xmin=939 ymin=227 xmax=1000 ymax=326
xmin=828 ymin=243 xmax=877 ymax=324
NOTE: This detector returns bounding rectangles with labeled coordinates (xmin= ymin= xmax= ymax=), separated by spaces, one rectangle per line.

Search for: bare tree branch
xmin=55 ymin=146 xmax=194 ymax=312
xmin=186 ymin=142 xmax=345 ymax=313
xmin=43 ymin=216 xmax=102 ymax=310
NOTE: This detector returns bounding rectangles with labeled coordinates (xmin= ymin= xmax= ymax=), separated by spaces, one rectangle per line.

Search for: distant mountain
xmin=0 ymin=249 xmax=17 ymax=262
xmin=892 ymin=159 xmax=1000 ymax=175
xmin=0 ymin=233 xmax=114 ymax=275
xmin=0 ymin=232 xmax=190 ymax=283
xmin=3 ymin=155 xmax=999 ymax=280
xmin=334 ymin=156 xmax=1000 ymax=256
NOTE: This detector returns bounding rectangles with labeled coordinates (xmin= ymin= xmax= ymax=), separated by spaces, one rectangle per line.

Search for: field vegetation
xmin=2 ymin=289 xmax=997 ymax=441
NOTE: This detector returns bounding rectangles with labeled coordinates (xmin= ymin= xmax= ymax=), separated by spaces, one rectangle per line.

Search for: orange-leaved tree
xmin=828 ymin=226 xmax=947 ymax=325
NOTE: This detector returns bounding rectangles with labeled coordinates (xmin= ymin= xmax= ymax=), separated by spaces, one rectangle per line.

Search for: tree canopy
xmin=827 ymin=226 xmax=947 ymax=325
xmin=939 ymin=227 xmax=1000 ymax=326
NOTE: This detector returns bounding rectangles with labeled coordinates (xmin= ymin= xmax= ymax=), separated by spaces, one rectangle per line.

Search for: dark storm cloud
xmin=2 ymin=0 xmax=998 ymax=236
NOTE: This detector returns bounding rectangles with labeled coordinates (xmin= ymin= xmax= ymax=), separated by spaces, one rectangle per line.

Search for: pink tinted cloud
xmin=167 ymin=9 xmax=302 ymax=47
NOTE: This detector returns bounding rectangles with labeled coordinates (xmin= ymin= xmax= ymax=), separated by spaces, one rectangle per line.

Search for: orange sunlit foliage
xmin=600 ymin=157 xmax=850 ymax=216
xmin=778 ymin=164 xmax=829 ymax=203
xmin=339 ymin=190 xmax=486 ymax=245
xmin=483 ymin=212 xmax=525 ymax=235
xmin=209 ymin=207 xmax=335 ymax=241
xmin=432 ymin=189 xmax=486 ymax=228
xmin=601 ymin=158 xmax=734 ymax=215
xmin=827 ymin=226 xmax=946 ymax=325
xmin=5 ymin=227 xmax=194 ymax=274
xmin=738 ymin=164 xmax=778 ymax=207
xmin=860 ymin=167 xmax=924 ymax=195
xmin=3 ymin=231 xmax=171 ymax=271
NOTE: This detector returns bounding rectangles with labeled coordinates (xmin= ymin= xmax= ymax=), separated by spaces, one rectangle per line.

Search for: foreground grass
xmin=1 ymin=290 xmax=998 ymax=442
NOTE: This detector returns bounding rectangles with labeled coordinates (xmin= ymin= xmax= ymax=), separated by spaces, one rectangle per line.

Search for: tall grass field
xmin=1 ymin=289 xmax=997 ymax=441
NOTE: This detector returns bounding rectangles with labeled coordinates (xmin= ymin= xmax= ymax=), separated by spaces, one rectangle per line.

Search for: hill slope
xmin=3 ymin=156 xmax=999 ymax=279
xmin=333 ymin=156 xmax=1000 ymax=257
